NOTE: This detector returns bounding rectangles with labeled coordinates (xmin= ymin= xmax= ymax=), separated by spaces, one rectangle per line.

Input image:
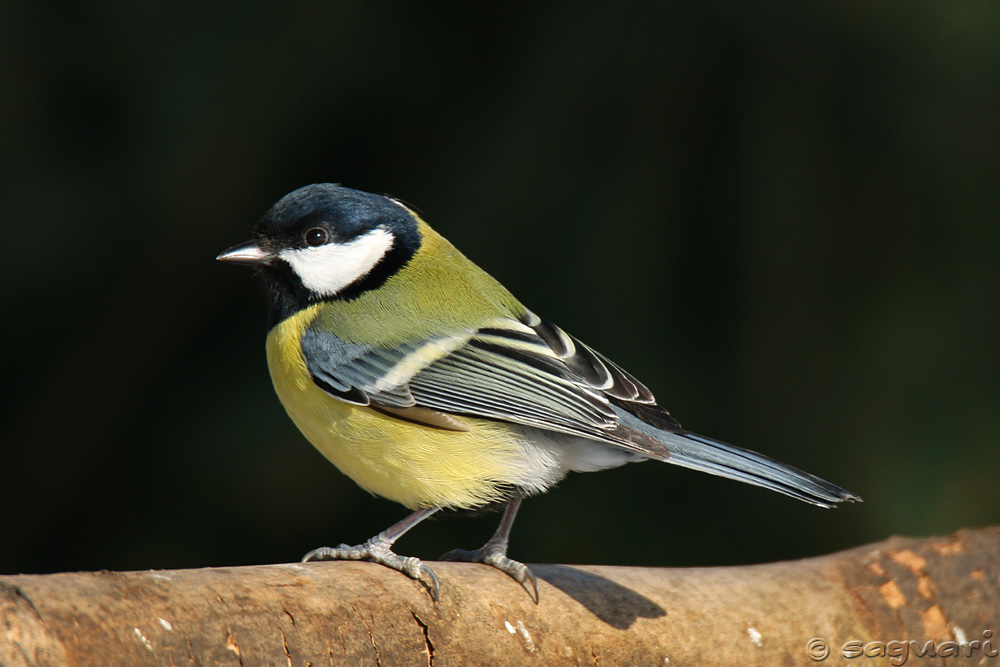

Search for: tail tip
xmin=818 ymin=488 xmax=862 ymax=508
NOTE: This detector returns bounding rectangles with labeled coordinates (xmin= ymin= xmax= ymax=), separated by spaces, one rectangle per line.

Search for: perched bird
xmin=218 ymin=183 xmax=859 ymax=601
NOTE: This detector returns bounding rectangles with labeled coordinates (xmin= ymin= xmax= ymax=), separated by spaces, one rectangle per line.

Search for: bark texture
xmin=2 ymin=525 xmax=998 ymax=666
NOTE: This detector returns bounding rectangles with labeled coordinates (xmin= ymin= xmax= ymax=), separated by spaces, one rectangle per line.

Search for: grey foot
xmin=303 ymin=540 xmax=440 ymax=601
xmin=440 ymin=544 xmax=539 ymax=603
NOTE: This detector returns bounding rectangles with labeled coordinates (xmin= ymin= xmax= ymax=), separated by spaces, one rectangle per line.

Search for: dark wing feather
xmin=522 ymin=313 xmax=656 ymax=403
xmin=301 ymin=328 xmax=421 ymax=407
xmin=301 ymin=311 xmax=670 ymax=457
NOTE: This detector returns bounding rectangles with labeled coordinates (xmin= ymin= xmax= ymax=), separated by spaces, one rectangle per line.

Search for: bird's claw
xmin=440 ymin=545 xmax=539 ymax=603
xmin=303 ymin=540 xmax=440 ymax=601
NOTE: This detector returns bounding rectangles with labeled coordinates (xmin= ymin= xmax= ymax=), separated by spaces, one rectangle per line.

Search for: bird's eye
xmin=305 ymin=228 xmax=329 ymax=246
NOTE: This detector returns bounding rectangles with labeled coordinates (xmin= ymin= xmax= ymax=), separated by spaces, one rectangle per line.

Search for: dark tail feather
xmin=659 ymin=431 xmax=860 ymax=508
xmin=611 ymin=406 xmax=860 ymax=508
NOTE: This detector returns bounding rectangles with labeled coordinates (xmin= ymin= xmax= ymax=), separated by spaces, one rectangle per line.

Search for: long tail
xmin=612 ymin=406 xmax=861 ymax=508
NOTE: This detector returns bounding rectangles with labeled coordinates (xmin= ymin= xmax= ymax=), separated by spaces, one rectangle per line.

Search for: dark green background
xmin=2 ymin=1 xmax=998 ymax=577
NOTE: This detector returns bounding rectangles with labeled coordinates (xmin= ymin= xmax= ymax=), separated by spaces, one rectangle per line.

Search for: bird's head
xmin=218 ymin=184 xmax=423 ymax=324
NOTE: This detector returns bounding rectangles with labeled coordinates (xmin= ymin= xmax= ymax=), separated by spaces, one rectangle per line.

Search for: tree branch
xmin=3 ymin=525 xmax=998 ymax=666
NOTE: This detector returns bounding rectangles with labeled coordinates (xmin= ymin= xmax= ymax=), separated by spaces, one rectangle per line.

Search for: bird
xmin=217 ymin=183 xmax=860 ymax=602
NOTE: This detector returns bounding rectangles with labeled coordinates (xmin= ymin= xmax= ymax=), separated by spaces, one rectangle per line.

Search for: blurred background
xmin=2 ymin=0 xmax=998 ymax=577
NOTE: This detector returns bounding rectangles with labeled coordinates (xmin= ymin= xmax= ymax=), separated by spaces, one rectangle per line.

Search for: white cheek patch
xmin=279 ymin=228 xmax=395 ymax=297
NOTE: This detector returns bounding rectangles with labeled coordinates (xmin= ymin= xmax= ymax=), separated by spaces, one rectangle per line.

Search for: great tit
xmin=218 ymin=183 xmax=859 ymax=602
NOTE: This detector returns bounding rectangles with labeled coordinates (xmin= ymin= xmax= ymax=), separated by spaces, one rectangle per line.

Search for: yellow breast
xmin=265 ymin=306 xmax=530 ymax=510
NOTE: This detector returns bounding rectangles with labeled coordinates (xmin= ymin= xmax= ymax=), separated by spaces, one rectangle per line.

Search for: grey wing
xmin=300 ymin=328 xmax=453 ymax=408
xmin=301 ymin=311 xmax=675 ymax=457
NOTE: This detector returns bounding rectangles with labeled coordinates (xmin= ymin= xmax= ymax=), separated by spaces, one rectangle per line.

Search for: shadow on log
xmin=2 ymin=525 xmax=998 ymax=666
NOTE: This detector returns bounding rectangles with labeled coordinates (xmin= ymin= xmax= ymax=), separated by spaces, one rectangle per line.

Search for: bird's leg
xmin=439 ymin=496 xmax=539 ymax=602
xmin=302 ymin=506 xmax=442 ymax=600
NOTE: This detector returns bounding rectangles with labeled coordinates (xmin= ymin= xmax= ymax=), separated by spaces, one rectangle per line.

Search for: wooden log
xmin=2 ymin=525 xmax=998 ymax=666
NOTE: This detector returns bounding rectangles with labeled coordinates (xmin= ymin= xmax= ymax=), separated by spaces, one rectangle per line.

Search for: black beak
xmin=216 ymin=240 xmax=273 ymax=265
